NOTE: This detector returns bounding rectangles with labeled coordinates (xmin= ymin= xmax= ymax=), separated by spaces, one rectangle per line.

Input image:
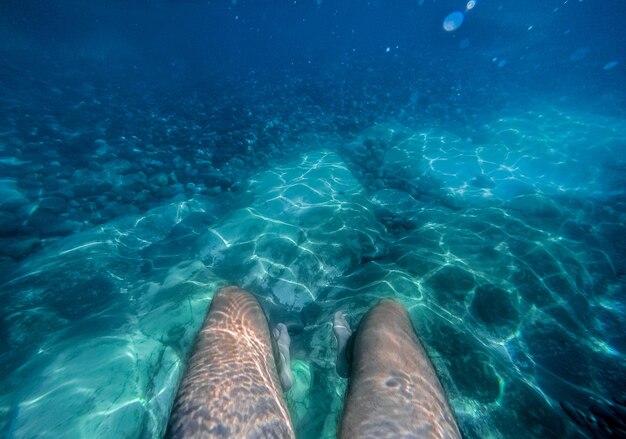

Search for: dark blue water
xmin=1 ymin=1 xmax=625 ymax=437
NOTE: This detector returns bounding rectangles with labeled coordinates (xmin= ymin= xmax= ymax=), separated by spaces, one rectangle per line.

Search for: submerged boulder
xmin=0 ymin=179 xmax=29 ymax=210
xmin=199 ymin=150 xmax=386 ymax=310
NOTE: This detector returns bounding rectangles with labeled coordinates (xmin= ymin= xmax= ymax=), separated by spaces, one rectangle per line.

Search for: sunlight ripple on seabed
xmin=1 ymin=96 xmax=625 ymax=439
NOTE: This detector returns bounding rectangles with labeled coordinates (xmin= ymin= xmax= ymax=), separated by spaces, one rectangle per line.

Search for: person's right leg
xmin=339 ymin=299 xmax=462 ymax=439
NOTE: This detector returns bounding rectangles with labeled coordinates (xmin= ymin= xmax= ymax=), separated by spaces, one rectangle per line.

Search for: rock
xmin=149 ymin=172 xmax=169 ymax=187
xmin=470 ymin=174 xmax=496 ymax=189
xmin=107 ymin=159 xmax=133 ymax=174
xmin=0 ymin=256 xmax=16 ymax=282
xmin=121 ymin=173 xmax=147 ymax=192
xmin=156 ymin=185 xmax=177 ymax=199
xmin=0 ymin=180 xmax=28 ymax=210
xmin=88 ymin=161 xmax=104 ymax=171
xmin=73 ymin=181 xmax=113 ymax=198
xmin=0 ymin=156 xmax=29 ymax=166
xmin=94 ymin=139 xmax=109 ymax=156
xmin=25 ymin=208 xmax=80 ymax=237
xmin=470 ymin=284 xmax=519 ymax=332
xmin=134 ymin=190 xmax=151 ymax=204
xmin=0 ymin=210 xmax=23 ymax=236
xmin=101 ymin=203 xmax=130 ymax=220
xmin=506 ymin=194 xmax=562 ymax=219
xmin=42 ymin=176 xmax=61 ymax=192
xmin=492 ymin=179 xmax=533 ymax=199
xmin=371 ymin=189 xmax=419 ymax=214
xmin=0 ymin=237 xmax=41 ymax=259
xmin=117 ymin=190 xmax=136 ymax=203
xmin=38 ymin=197 xmax=68 ymax=214
xmin=24 ymin=209 xmax=55 ymax=229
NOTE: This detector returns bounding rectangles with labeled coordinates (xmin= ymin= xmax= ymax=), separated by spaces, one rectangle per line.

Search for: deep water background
xmin=1 ymin=0 xmax=625 ymax=438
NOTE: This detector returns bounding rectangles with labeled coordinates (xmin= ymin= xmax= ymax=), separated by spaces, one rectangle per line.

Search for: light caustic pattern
xmin=317 ymin=106 xmax=626 ymax=438
xmin=192 ymin=106 xmax=625 ymax=438
xmin=0 ymin=105 xmax=624 ymax=438
xmin=199 ymin=151 xmax=385 ymax=310
xmin=0 ymin=201 xmax=227 ymax=438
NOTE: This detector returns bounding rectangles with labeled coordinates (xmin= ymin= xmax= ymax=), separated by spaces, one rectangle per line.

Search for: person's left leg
xmin=167 ymin=286 xmax=295 ymax=438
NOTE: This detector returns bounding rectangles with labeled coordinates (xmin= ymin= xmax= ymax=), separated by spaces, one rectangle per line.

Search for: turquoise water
xmin=1 ymin=1 xmax=625 ymax=438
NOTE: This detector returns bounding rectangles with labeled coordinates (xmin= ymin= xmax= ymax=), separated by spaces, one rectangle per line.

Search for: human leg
xmin=339 ymin=299 xmax=461 ymax=439
xmin=167 ymin=286 xmax=295 ymax=438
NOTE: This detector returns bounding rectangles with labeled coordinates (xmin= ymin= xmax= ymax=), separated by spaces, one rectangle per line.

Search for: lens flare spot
xmin=443 ymin=11 xmax=464 ymax=32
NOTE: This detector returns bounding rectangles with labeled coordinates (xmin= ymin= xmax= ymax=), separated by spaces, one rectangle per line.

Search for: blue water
xmin=1 ymin=0 xmax=625 ymax=437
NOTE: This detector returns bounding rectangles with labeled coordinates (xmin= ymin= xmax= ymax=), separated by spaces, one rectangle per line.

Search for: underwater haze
xmin=1 ymin=0 xmax=625 ymax=437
